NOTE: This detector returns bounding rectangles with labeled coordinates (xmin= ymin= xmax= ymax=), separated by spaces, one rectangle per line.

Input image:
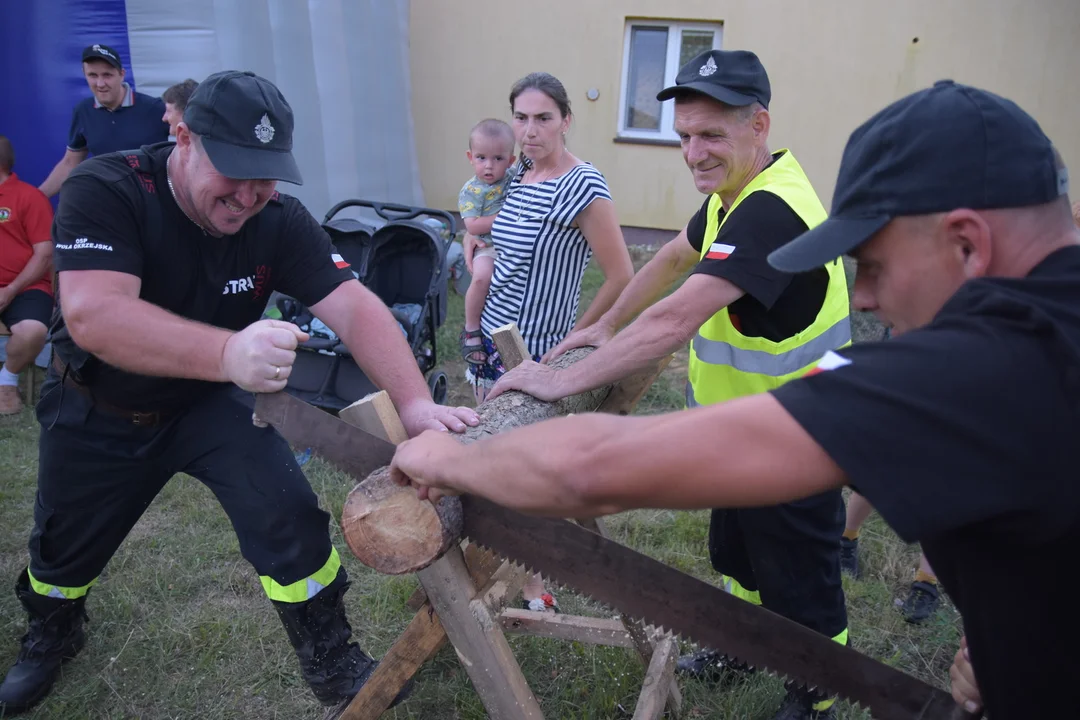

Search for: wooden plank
xmin=407 ymin=541 xmax=507 ymax=610
xmin=341 ymin=551 xmax=508 ymax=719
xmin=595 ymin=354 xmax=674 ymax=416
xmin=632 ymin=636 xmax=678 ymax=720
xmin=477 ymin=563 xmax=530 ymax=614
xmin=501 ymin=609 xmax=635 ymax=648
xmin=340 ymin=391 xmax=408 ymax=444
xmin=491 ymin=323 xmax=531 ymax=370
xmin=335 ymin=604 xmax=448 ymax=720
xmin=417 ymin=546 xmax=544 ymax=719
xmin=574 ymin=516 xmax=683 ymax=714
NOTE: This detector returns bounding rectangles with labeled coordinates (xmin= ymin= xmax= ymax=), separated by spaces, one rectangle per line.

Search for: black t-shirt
xmin=50 ymin=143 xmax=354 ymax=411
xmin=772 ymin=245 xmax=1080 ymax=718
xmin=685 ymin=159 xmax=829 ymax=342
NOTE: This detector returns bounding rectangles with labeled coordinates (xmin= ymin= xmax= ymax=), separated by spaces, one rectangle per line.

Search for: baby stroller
xmin=273 ymin=199 xmax=454 ymax=411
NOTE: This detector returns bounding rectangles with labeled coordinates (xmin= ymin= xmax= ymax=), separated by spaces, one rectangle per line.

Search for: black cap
xmin=82 ymin=44 xmax=123 ymax=70
xmin=656 ymin=49 xmax=770 ymax=109
xmin=182 ymin=70 xmax=302 ymax=185
xmin=768 ymin=80 xmax=1068 ymax=272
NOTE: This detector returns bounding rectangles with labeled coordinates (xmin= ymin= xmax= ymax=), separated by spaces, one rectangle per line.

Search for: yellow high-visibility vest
xmin=686 ymin=150 xmax=851 ymax=407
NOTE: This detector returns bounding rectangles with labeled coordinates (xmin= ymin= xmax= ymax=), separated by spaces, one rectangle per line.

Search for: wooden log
xmin=341 ymin=345 xmax=609 ymax=575
xmin=340 ymin=475 xmax=463 ymax=576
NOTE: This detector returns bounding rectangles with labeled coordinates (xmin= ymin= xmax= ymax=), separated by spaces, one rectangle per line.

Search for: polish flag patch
xmin=804 ymin=350 xmax=852 ymax=377
xmin=706 ymin=242 xmax=735 ymax=260
xmin=331 ymin=253 xmax=349 ymax=269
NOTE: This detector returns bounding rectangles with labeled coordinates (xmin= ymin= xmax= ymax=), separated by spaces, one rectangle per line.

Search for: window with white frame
xmin=618 ymin=20 xmax=723 ymax=142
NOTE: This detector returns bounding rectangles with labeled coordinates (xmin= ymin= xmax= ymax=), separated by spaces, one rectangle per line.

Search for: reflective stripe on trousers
xmin=260 ymin=547 xmax=342 ymax=603
xmin=27 ymin=568 xmax=97 ymax=600
xmin=692 ymin=316 xmax=851 ymax=378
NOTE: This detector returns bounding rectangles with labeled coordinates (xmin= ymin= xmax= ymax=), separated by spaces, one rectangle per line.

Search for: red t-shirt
xmin=0 ymin=172 xmax=54 ymax=296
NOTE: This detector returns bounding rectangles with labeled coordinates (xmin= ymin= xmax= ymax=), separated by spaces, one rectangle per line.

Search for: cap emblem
xmin=255 ymin=113 xmax=275 ymax=144
xmin=699 ymin=56 xmax=717 ymax=77
xmin=91 ymin=44 xmax=116 ymax=60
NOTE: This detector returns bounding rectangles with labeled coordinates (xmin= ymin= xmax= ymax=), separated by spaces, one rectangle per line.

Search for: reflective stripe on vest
xmin=692 ymin=315 xmax=851 ymax=378
xmin=260 ymin=546 xmax=342 ymax=603
xmin=687 ymin=150 xmax=851 ymax=407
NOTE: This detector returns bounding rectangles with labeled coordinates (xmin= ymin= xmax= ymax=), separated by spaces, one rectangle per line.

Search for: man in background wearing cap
xmin=390 ymin=80 xmax=1080 ymax=719
xmin=484 ymin=49 xmax=853 ymax=720
xmin=0 ymin=70 xmax=480 ymax=715
xmin=37 ymin=44 xmax=168 ymax=198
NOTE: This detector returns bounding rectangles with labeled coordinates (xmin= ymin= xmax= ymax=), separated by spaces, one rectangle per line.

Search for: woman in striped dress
xmin=463 ymin=72 xmax=634 ymax=407
xmin=462 ymin=73 xmax=634 ymax=612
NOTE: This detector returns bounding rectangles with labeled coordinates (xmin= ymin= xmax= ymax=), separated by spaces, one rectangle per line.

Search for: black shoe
xmin=771 ymin=687 xmax=837 ymax=720
xmin=900 ymin=580 xmax=940 ymax=624
xmin=674 ymin=648 xmax=754 ymax=685
xmin=272 ymin=566 xmax=413 ymax=707
xmin=839 ymin=537 xmax=860 ymax=578
xmin=0 ymin=569 xmax=90 ymax=715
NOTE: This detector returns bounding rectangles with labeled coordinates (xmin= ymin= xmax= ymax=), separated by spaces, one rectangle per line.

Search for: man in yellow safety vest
xmin=484 ymin=49 xmax=852 ymax=720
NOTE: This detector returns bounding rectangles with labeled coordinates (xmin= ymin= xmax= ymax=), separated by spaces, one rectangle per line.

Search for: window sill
xmin=612 ymin=136 xmax=681 ymax=148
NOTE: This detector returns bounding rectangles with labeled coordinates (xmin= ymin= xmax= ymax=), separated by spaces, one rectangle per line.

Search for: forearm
xmin=455 ymin=394 xmax=843 ymax=516
xmin=67 ymin=295 xmax=231 ymax=380
xmin=463 ymin=215 xmax=496 ymax=236
xmin=339 ymin=290 xmax=432 ymax=412
xmin=557 ymin=303 xmax=694 ymax=395
xmin=39 ymin=157 xmax=79 ymax=198
xmin=4 ymin=252 xmax=52 ymax=296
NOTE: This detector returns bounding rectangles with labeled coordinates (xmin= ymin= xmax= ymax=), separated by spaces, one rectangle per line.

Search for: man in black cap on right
xmin=483 ymin=49 xmax=854 ymax=720
xmin=38 ymin=44 xmax=168 ymax=198
xmin=0 ymin=70 xmax=481 ymax=715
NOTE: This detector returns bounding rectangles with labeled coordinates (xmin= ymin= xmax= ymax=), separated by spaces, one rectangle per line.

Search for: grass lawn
xmin=0 ymin=248 xmax=958 ymax=719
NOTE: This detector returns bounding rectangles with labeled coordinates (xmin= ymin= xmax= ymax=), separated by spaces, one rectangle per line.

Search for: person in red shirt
xmin=0 ymin=136 xmax=55 ymax=414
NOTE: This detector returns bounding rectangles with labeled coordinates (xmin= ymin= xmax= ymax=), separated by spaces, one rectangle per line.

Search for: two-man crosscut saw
xmin=253 ymin=391 xmax=978 ymax=720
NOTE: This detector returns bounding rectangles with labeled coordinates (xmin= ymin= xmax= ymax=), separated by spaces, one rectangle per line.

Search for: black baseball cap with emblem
xmin=182 ymin=70 xmax=302 ymax=185
xmin=81 ymin=43 xmax=123 ymax=70
xmin=768 ymin=80 xmax=1069 ymax=273
xmin=656 ymin=49 xmax=770 ymax=109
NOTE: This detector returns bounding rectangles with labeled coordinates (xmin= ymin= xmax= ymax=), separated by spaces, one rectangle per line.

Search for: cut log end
xmin=341 ymin=469 xmax=463 ymax=575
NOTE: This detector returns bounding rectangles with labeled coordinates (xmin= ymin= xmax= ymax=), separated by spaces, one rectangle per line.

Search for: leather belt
xmin=51 ymin=355 xmax=175 ymax=427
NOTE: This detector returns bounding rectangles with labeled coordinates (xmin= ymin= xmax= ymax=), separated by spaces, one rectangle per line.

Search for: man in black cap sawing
xmin=0 ymin=70 xmax=481 ymax=715
xmin=480 ymin=48 xmax=855 ymax=720
xmin=38 ymin=43 xmax=168 ymax=198
xmin=390 ymin=79 xmax=1080 ymax=720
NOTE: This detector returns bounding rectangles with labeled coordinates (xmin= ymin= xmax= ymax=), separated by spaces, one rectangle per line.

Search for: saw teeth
xmin=462 ymin=534 xmax=855 ymax=706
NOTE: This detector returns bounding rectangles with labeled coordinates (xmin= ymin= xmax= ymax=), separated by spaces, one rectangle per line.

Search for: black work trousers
xmin=27 ymin=373 xmax=333 ymax=593
xmin=708 ymin=489 xmax=848 ymax=639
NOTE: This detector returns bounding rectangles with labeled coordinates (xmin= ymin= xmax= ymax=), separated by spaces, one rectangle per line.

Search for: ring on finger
xmin=272 ymin=365 xmax=281 ymax=379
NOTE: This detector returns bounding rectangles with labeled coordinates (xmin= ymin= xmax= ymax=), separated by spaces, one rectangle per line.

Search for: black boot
xmin=0 ymin=569 xmax=89 ymax=715
xmin=675 ymin=648 xmax=755 ymax=685
xmin=771 ymin=684 xmax=837 ymax=720
xmin=271 ymin=566 xmax=413 ymax=707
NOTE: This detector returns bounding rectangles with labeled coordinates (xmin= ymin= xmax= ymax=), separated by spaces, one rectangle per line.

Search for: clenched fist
xmin=223 ymin=319 xmax=309 ymax=392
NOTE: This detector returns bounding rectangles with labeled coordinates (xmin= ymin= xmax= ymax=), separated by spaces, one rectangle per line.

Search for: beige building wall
xmin=410 ymin=0 xmax=1080 ymax=232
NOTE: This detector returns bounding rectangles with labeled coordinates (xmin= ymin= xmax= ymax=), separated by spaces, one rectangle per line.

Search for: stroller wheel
xmin=428 ymin=371 xmax=448 ymax=405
